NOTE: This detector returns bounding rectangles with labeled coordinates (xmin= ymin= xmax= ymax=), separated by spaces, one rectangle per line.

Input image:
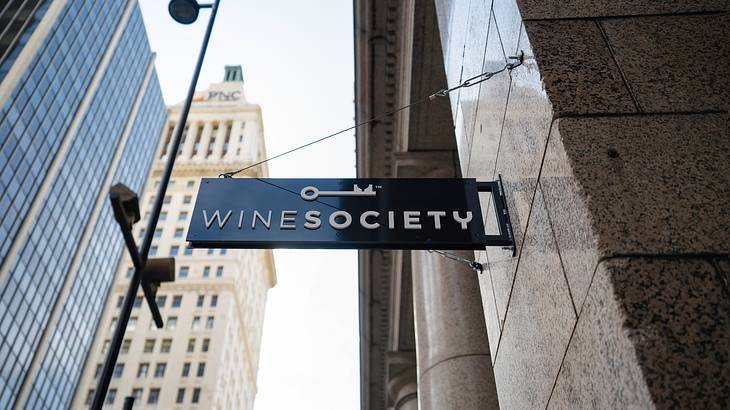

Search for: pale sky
xmin=137 ymin=1 xmax=359 ymax=409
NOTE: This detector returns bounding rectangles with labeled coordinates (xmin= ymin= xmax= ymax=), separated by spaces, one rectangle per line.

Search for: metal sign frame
xmin=186 ymin=177 xmax=515 ymax=251
xmin=477 ymin=175 xmax=515 ymax=253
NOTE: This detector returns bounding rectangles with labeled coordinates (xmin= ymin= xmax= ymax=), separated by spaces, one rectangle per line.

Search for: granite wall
xmin=434 ymin=0 xmax=729 ymax=408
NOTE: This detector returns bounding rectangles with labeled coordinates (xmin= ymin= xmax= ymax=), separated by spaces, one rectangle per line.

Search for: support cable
xmin=219 ymin=52 xmax=524 ymax=178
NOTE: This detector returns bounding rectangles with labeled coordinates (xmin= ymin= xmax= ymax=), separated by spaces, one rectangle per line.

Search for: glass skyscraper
xmin=0 ymin=1 xmax=166 ymax=408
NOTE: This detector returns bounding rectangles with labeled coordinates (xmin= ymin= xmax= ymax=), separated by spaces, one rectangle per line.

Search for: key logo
xmin=300 ymin=184 xmax=377 ymax=201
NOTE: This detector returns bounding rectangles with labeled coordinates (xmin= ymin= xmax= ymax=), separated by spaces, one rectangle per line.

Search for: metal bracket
xmin=429 ymin=250 xmax=485 ymax=274
xmin=507 ymin=50 xmax=524 ymax=70
xmin=477 ymin=174 xmax=516 ymax=256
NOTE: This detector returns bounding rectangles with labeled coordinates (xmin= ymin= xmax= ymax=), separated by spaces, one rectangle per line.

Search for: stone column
xmin=194 ymin=122 xmax=212 ymax=161
xmin=226 ymin=119 xmax=244 ymax=159
xmin=181 ymin=121 xmax=198 ymax=159
xmin=243 ymin=120 xmax=259 ymax=163
xmin=212 ymin=120 xmax=227 ymax=159
xmin=392 ymin=151 xmax=499 ymax=410
xmin=387 ymin=352 xmax=418 ymax=410
xmin=412 ymin=250 xmax=499 ymax=410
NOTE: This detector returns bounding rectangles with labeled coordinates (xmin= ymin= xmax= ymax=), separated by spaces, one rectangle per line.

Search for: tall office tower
xmin=72 ymin=66 xmax=276 ymax=410
xmin=0 ymin=1 xmax=166 ymax=409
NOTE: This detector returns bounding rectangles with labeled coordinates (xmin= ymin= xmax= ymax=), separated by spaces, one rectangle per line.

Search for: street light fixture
xmin=109 ymin=183 xmax=140 ymax=228
xmin=142 ymin=257 xmax=176 ymax=298
xmin=168 ymin=0 xmax=211 ymax=24
xmin=91 ymin=1 xmax=220 ymax=409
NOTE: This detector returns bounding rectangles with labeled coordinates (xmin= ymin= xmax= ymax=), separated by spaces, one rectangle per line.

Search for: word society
xmin=202 ymin=209 xmax=475 ymax=231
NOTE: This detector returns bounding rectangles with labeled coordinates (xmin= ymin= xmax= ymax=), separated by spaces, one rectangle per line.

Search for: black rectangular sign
xmin=187 ymin=178 xmax=497 ymax=250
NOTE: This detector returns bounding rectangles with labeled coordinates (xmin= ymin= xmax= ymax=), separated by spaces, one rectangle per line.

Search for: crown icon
xmin=353 ymin=184 xmax=374 ymax=193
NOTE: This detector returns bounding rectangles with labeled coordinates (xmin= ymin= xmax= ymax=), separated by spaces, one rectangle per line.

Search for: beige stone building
xmin=71 ymin=66 xmax=276 ymax=409
xmin=355 ymin=1 xmax=728 ymax=409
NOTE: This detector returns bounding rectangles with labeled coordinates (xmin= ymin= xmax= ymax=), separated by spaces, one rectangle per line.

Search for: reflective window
xmin=137 ymin=363 xmax=149 ymax=378
xmin=121 ymin=339 xmax=131 ymax=354
xmin=131 ymin=389 xmax=142 ymax=404
xmin=154 ymin=363 xmax=166 ymax=378
xmin=148 ymin=388 xmax=160 ymax=404
xmin=106 ymin=389 xmax=116 ymax=404
xmin=113 ymin=364 xmax=124 ymax=378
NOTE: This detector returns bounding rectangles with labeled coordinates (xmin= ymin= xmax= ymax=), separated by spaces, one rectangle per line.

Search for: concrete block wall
xmin=434 ymin=0 xmax=729 ymax=408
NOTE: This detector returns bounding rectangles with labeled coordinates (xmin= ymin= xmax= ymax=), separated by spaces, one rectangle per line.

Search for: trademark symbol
xmin=375 ymin=185 xmax=382 ymax=189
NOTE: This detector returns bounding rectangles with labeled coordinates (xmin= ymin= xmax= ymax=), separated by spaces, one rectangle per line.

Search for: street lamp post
xmin=90 ymin=1 xmax=220 ymax=408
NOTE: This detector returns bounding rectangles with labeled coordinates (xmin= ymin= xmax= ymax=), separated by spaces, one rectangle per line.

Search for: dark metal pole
xmin=90 ymin=2 xmax=220 ymax=408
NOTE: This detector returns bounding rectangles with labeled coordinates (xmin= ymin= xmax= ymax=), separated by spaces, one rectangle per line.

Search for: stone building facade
xmin=355 ymin=0 xmax=728 ymax=409
xmin=71 ymin=66 xmax=276 ymax=409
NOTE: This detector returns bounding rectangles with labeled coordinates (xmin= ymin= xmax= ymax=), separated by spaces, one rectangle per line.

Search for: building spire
xmin=223 ymin=65 xmax=243 ymax=82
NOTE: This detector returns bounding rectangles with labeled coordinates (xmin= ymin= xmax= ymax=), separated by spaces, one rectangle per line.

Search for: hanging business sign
xmin=186 ymin=178 xmax=513 ymax=250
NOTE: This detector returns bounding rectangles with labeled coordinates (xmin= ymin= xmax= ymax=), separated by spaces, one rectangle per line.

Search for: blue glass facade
xmin=0 ymin=1 xmax=165 ymax=409
xmin=0 ymin=1 xmax=52 ymax=82
xmin=0 ymin=0 xmax=127 ymax=262
xmin=24 ymin=74 xmax=165 ymax=410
